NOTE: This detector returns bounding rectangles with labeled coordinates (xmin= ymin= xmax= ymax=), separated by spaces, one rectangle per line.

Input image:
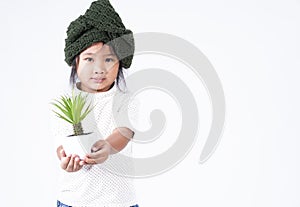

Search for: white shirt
xmin=51 ymin=82 xmax=140 ymax=207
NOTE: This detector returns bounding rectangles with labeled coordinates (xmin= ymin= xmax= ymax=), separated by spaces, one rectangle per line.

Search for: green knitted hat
xmin=64 ymin=0 xmax=134 ymax=68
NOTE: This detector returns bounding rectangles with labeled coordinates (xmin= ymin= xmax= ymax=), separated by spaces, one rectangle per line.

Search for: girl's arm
xmin=84 ymin=127 xmax=134 ymax=164
xmin=106 ymin=127 xmax=134 ymax=154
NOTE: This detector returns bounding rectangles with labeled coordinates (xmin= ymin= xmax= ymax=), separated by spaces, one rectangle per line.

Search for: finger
xmin=87 ymin=151 xmax=102 ymax=159
xmin=88 ymin=146 xmax=109 ymax=158
xmin=91 ymin=140 xmax=106 ymax=152
xmin=60 ymin=154 xmax=71 ymax=169
xmin=66 ymin=155 xmax=75 ymax=172
xmin=73 ymin=157 xmax=81 ymax=171
xmin=79 ymin=160 xmax=85 ymax=166
xmin=85 ymin=154 xmax=108 ymax=165
xmin=84 ymin=157 xmax=97 ymax=165
xmin=60 ymin=149 xmax=67 ymax=158
xmin=91 ymin=146 xmax=102 ymax=153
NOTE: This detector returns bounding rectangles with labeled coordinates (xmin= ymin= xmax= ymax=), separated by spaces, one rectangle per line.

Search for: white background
xmin=0 ymin=0 xmax=299 ymax=206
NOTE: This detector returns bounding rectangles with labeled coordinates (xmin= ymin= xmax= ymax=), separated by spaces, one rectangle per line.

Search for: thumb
xmin=91 ymin=140 xmax=106 ymax=152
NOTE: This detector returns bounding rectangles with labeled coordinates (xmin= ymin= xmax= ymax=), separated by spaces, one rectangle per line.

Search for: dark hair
xmin=69 ymin=56 xmax=127 ymax=92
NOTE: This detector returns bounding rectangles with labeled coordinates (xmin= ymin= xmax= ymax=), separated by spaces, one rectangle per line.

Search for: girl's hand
xmin=84 ymin=140 xmax=112 ymax=165
xmin=59 ymin=148 xmax=85 ymax=172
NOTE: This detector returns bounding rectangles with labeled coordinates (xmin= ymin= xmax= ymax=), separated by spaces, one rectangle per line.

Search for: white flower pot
xmin=61 ymin=132 xmax=98 ymax=158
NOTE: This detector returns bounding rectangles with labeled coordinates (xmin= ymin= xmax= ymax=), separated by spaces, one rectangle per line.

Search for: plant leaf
xmin=51 ymin=90 xmax=94 ymax=131
xmin=51 ymin=101 xmax=73 ymax=123
xmin=52 ymin=110 xmax=73 ymax=124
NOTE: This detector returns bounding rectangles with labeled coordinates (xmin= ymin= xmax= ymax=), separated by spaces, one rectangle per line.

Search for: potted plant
xmin=51 ymin=90 xmax=98 ymax=158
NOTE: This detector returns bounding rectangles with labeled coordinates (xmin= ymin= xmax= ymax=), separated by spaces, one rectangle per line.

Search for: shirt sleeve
xmin=113 ymin=93 xmax=141 ymax=138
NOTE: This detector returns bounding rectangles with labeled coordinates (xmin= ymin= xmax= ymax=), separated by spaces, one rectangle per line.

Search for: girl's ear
xmin=75 ymin=56 xmax=79 ymax=71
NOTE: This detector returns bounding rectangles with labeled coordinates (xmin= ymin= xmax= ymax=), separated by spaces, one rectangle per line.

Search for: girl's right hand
xmin=59 ymin=148 xmax=85 ymax=172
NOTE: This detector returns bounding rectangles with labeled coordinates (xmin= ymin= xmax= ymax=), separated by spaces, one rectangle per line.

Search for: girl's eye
xmin=84 ymin=57 xmax=94 ymax=62
xmin=105 ymin=58 xmax=115 ymax=63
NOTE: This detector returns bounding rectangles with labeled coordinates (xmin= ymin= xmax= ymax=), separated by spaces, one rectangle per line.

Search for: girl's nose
xmin=93 ymin=64 xmax=105 ymax=74
xmin=94 ymin=70 xmax=104 ymax=74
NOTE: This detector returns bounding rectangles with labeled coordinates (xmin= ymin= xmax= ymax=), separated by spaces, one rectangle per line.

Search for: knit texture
xmin=64 ymin=0 xmax=135 ymax=69
xmin=50 ymin=82 xmax=140 ymax=206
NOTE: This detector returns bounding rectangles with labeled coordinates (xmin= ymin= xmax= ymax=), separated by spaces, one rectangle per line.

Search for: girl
xmin=53 ymin=0 xmax=139 ymax=206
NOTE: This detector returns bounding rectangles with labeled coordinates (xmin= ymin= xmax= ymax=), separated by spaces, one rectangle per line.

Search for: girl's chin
xmin=82 ymin=82 xmax=113 ymax=92
xmin=93 ymin=85 xmax=111 ymax=92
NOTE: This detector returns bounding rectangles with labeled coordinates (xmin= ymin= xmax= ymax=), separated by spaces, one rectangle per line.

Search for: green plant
xmin=51 ymin=90 xmax=95 ymax=136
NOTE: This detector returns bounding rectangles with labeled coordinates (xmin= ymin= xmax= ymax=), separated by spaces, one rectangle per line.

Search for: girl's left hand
xmin=84 ymin=140 xmax=112 ymax=165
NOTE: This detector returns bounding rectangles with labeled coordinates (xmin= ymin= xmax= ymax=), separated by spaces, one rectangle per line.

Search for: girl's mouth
xmin=92 ymin=78 xmax=106 ymax=83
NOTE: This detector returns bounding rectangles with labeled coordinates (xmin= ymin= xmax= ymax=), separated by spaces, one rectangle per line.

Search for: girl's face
xmin=76 ymin=42 xmax=120 ymax=93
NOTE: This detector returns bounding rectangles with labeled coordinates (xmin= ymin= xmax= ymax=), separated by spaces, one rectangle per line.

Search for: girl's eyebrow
xmin=103 ymin=53 xmax=116 ymax=57
xmin=81 ymin=52 xmax=116 ymax=56
xmin=81 ymin=52 xmax=95 ymax=56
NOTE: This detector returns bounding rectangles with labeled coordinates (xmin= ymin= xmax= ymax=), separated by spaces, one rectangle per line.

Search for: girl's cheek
xmin=80 ymin=65 xmax=92 ymax=73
